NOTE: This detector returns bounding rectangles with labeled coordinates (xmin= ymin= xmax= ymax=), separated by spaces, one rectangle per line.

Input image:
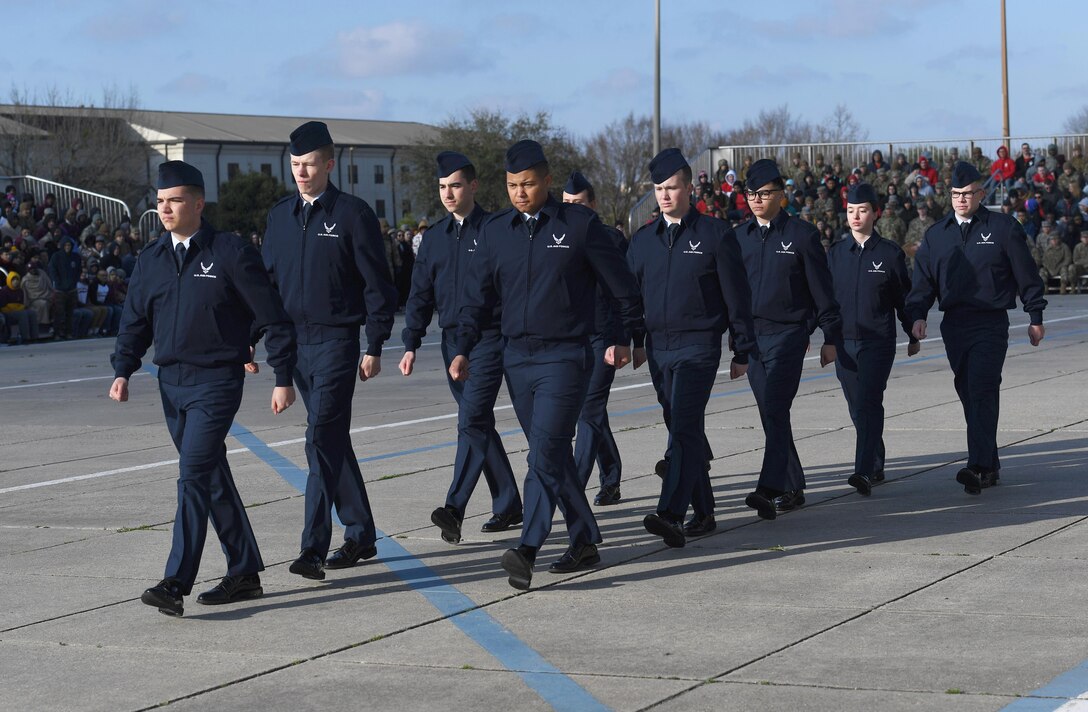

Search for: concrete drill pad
xmin=652 ymin=681 xmax=1017 ymax=712
xmin=729 ymin=609 xmax=1088 ymax=698
xmin=3 ymin=305 xmax=1088 ymax=711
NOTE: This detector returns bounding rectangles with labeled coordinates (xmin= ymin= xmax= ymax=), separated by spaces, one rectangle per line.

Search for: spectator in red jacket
xmin=991 ymin=145 xmax=1016 ymax=188
xmin=917 ymin=155 xmax=938 ymax=188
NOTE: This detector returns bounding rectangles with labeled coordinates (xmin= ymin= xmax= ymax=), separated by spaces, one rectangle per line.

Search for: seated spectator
xmin=991 ymin=145 xmax=1016 ymax=186
xmin=1073 ymin=231 xmax=1088 ymax=289
xmin=0 ymin=271 xmax=38 ymax=344
xmin=1039 ymin=233 xmax=1074 ymax=293
xmin=867 ymin=149 xmax=887 ymax=173
xmin=1015 ymin=142 xmax=1036 ymax=180
xmin=1070 ymin=145 xmax=1086 ymax=175
xmin=917 ymin=155 xmax=938 ymax=187
xmin=714 ymin=158 xmax=730 ymax=187
xmin=1058 ymin=163 xmax=1083 ymax=197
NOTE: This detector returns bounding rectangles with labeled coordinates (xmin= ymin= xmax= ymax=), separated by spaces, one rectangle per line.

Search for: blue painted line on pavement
xmin=999 ymin=658 xmax=1088 ymax=710
xmin=227 ymin=419 xmax=609 ymax=712
xmin=144 ymin=361 xmax=607 ymax=710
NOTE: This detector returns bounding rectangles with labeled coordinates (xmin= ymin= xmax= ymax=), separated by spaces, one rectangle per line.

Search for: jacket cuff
xmin=365 ymin=341 xmax=384 ymax=357
xmin=631 ymin=329 xmax=645 ymax=349
xmin=1029 ymin=311 xmax=1043 ymax=326
xmin=274 ymin=370 xmax=293 ymax=388
xmin=731 ymin=353 xmax=749 ymax=366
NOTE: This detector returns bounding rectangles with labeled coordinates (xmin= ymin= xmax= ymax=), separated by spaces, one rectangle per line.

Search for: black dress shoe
xmin=289 ymin=549 xmax=325 ymax=580
xmin=197 ymin=574 xmax=263 ymax=605
xmin=643 ymin=513 xmax=686 ymax=548
xmin=325 ymin=538 xmax=378 ymax=569
xmin=683 ymin=514 xmax=717 ymax=536
xmin=593 ymin=485 xmax=621 ymax=506
xmin=774 ymin=490 xmax=806 ymax=511
xmin=501 ymin=546 xmax=536 ymax=590
xmin=980 ymin=469 xmax=1000 ymax=488
xmin=481 ymin=511 xmax=523 ymax=533
xmin=548 ymin=543 xmax=601 ymax=573
xmin=848 ymin=473 xmax=873 ymax=497
xmin=141 ymin=578 xmax=184 ymax=617
xmin=871 ymin=470 xmax=886 ymax=483
xmin=745 ymin=488 xmax=778 ymax=520
xmin=956 ymin=467 xmax=982 ymax=495
xmin=431 ymin=506 xmax=463 ymax=544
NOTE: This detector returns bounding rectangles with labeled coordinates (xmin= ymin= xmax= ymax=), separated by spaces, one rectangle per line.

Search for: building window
xmin=374 ymin=164 xmax=385 ymax=184
xmin=374 ymin=199 xmax=386 ymax=219
xmin=348 ymin=165 xmax=359 ymax=185
xmin=227 ymin=162 xmax=240 ymax=180
xmin=400 ymin=164 xmax=410 ymax=182
xmin=401 ymin=199 xmax=412 ymax=215
xmin=260 ymin=163 xmax=272 ymax=176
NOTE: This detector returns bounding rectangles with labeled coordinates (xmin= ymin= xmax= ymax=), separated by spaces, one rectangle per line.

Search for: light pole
xmin=1000 ymin=0 xmax=1010 ymax=141
xmin=653 ymin=0 xmax=661 ymax=157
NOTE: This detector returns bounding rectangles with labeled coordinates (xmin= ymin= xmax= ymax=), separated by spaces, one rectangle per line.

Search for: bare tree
xmin=1064 ymin=106 xmax=1088 ymax=134
xmin=720 ymin=105 xmax=814 ymax=146
xmin=582 ymin=113 xmax=653 ymax=226
xmin=814 ymin=104 xmax=869 ymax=143
xmin=0 ymin=84 xmax=151 ymax=208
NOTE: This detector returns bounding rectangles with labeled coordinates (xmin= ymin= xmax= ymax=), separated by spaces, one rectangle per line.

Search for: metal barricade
xmin=1 ymin=175 xmax=130 ymax=230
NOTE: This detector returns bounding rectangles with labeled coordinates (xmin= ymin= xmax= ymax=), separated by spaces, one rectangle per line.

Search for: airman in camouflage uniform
xmin=1072 ymin=231 xmax=1088 ymax=292
xmin=904 ymin=203 xmax=935 ymax=246
xmin=875 ymin=197 xmax=907 ymax=246
xmin=1040 ymin=234 xmax=1074 ymax=293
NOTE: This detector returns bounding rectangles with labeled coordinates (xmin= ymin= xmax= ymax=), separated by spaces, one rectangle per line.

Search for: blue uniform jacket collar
xmin=293 ymin=182 xmax=342 ymax=216
xmin=847 ymin=231 xmax=885 ymax=254
xmin=741 ymin=209 xmax=790 ymax=236
xmin=149 ymin=220 xmax=217 ymax=256
xmin=942 ymin=207 xmax=990 ymax=229
xmin=445 ymin=203 xmax=486 ymax=235
xmin=651 ymin=206 xmax=702 ymax=237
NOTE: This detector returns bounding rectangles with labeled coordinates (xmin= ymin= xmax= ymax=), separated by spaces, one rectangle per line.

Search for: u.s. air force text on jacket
xmin=736 ymin=211 xmax=842 ymax=343
xmin=111 ymin=224 xmax=296 ymax=386
xmin=627 ymin=208 xmax=755 ymax=361
xmin=402 ymin=204 xmax=500 ymax=351
xmin=906 ymin=208 xmax=1047 ymax=324
xmin=261 ymin=183 xmax=397 ymax=353
xmin=827 ymin=233 xmax=913 ymax=341
xmin=455 ymin=196 xmax=643 ymax=355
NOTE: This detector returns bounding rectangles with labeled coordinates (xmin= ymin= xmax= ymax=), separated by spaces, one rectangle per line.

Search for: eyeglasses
xmin=745 ymin=188 xmax=783 ymax=201
xmin=950 ymin=189 xmax=983 ymax=200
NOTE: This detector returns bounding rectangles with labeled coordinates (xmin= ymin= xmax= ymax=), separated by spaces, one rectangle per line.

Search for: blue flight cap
xmin=746 ymin=159 xmax=783 ymax=191
xmin=289 ymin=121 xmax=333 ymax=156
xmin=564 ymin=171 xmax=593 ymax=195
xmin=951 ymin=161 xmax=982 ymax=188
xmin=505 ymin=140 xmax=547 ymax=173
xmin=648 ymin=148 xmax=688 ymax=184
xmin=846 ymin=183 xmax=878 ymax=206
xmin=436 ymin=151 xmax=473 ymax=179
xmin=157 ymin=160 xmax=204 ymax=190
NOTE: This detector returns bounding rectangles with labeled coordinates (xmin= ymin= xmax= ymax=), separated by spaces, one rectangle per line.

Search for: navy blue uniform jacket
xmin=736 ymin=211 xmax=842 ymax=344
xmin=456 ymin=196 xmax=643 ymax=355
xmin=111 ymin=222 xmax=297 ymax=386
xmin=262 ymin=182 xmax=397 ymax=354
xmin=827 ymin=232 xmax=913 ymax=341
xmin=401 ymin=204 xmax=500 ymax=351
xmin=627 ymin=209 xmax=756 ymax=362
xmin=594 ymin=225 xmax=630 ymax=345
xmin=906 ymin=208 xmax=1047 ymax=325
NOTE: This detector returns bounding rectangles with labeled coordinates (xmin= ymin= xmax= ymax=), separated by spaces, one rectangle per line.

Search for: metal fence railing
xmin=629 ymin=133 xmax=1088 ymax=228
xmin=0 ymin=175 xmax=131 ymax=233
xmin=137 ymin=209 xmax=164 ymax=246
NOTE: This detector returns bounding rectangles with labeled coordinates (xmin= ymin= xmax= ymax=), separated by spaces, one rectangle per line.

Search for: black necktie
xmin=760 ymin=224 xmax=770 ymax=239
xmin=960 ymin=219 xmax=971 ymax=242
xmin=526 ymin=216 xmax=537 ymax=237
xmin=666 ymin=222 xmax=680 ymax=246
xmin=175 ymin=242 xmax=186 ymax=272
xmin=301 ymin=202 xmax=312 ymax=227
xmin=455 ymin=221 xmax=462 ymax=239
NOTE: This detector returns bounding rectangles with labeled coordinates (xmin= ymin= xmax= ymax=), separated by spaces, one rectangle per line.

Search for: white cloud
xmin=331 ymin=20 xmax=484 ymax=78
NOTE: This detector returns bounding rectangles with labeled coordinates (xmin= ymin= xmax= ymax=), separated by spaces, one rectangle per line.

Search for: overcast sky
xmin=11 ymin=0 xmax=1084 ymax=144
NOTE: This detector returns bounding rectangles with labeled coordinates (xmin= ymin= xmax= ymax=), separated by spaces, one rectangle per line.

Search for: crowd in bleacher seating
xmin=0 ymin=189 xmax=139 ymax=345
xmin=686 ymin=142 xmax=1088 ymax=292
